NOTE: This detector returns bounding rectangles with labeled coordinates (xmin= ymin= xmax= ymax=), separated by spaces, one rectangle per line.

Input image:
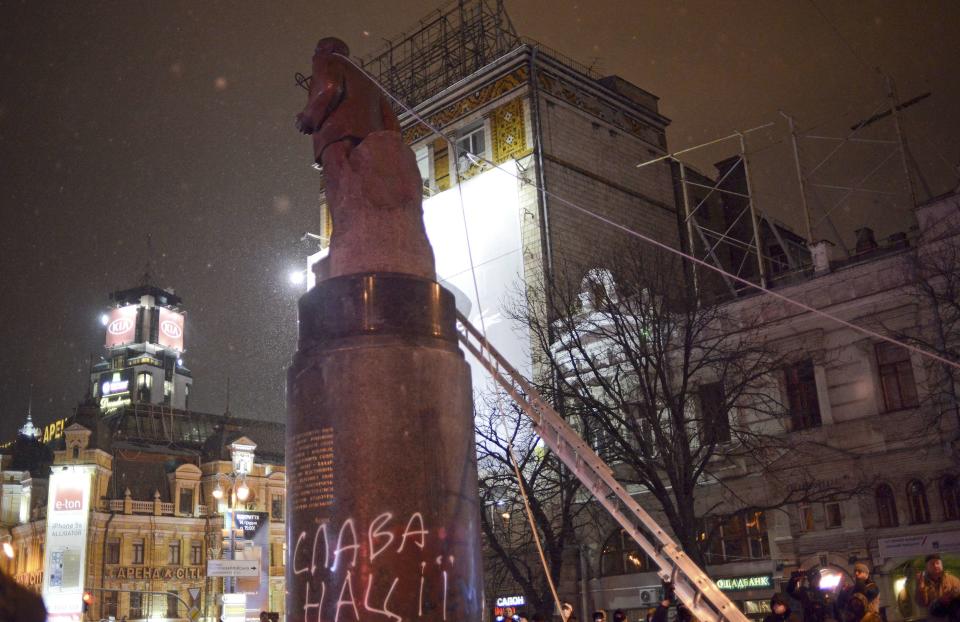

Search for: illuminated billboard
xmin=42 ymin=467 xmax=93 ymax=622
xmin=104 ymin=305 xmax=138 ymax=348
xmin=157 ymin=307 xmax=184 ymax=351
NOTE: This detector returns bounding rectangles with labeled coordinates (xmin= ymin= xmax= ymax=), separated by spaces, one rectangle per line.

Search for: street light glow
xmin=2 ymin=542 xmax=13 ymax=559
xmin=236 ymin=481 xmax=250 ymax=501
xmin=100 ymin=313 xmax=109 ymax=326
xmin=289 ymin=269 xmax=305 ymax=286
xmin=212 ymin=483 xmax=224 ymax=500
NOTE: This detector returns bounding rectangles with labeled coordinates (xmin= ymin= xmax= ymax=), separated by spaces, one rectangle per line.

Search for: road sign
xmin=207 ymin=559 xmax=260 ymax=577
xmin=188 ymin=605 xmax=201 ymax=621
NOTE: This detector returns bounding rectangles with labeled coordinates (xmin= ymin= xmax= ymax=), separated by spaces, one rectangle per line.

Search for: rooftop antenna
xmin=141 ymin=234 xmax=154 ymax=286
xmin=225 ymin=375 xmax=232 ymax=417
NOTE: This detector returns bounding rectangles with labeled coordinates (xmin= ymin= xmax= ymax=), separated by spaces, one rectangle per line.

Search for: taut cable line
xmin=330 ymin=52 xmax=960 ymax=377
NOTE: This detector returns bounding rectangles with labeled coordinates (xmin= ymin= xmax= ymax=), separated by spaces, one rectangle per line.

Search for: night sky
xmin=1 ymin=1 xmax=958 ymax=439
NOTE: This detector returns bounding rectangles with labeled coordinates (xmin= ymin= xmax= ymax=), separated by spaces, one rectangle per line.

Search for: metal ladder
xmin=455 ymin=311 xmax=749 ymax=622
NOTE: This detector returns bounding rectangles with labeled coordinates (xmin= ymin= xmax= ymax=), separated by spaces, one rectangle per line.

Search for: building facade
xmin=579 ymin=193 xmax=960 ymax=622
xmin=1 ymin=283 xmax=287 ymax=622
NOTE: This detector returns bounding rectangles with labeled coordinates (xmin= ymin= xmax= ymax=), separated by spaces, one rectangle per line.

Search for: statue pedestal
xmin=286 ymin=273 xmax=483 ymax=621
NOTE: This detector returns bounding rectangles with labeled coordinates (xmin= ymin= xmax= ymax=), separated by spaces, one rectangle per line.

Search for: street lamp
xmin=212 ymin=437 xmax=257 ymax=599
xmin=211 ymin=472 xmax=249 ymax=594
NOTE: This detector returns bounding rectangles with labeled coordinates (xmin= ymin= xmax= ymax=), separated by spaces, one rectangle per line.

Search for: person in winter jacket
xmin=916 ymin=554 xmax=960 ymax=622
xmin=840 ymin=593 xmax=880 ymax=622
xmin=763 ymin=593 xmax=798 ymax=622
xmin=787 ymin=568 xmax=835 ymax=622
xmin=836 ymin=563 xmax=880 ymax=616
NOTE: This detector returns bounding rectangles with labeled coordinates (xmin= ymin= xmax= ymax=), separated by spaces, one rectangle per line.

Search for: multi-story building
xmin=579 ymin=192 xmax=960 ymax=622
xmin=1 ymin=283 xmax=287 ymax=622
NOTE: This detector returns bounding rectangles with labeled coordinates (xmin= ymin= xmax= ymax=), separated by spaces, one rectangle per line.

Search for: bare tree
xmin=512 ymin=248 xmax=867 ymax=567
xmin=890 ymin=210 xmax=960 ymax=433
xmin=476 ymin=396 xmax=599 ymax=619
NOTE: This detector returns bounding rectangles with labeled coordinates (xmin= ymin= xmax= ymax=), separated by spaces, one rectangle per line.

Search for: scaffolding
xmin=358 ymin=0 xmax=520 ymax=109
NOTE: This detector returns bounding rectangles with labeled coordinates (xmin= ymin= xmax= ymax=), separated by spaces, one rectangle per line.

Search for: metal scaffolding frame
xmin=780 ymin=76 xmax=930 ymax=255
xmin=640 ymin=125 xmax=787 ymax=298
xmin=357 ymin=0 xmax=519 ymax=109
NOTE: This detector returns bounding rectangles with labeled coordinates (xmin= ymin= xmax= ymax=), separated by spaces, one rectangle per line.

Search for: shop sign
xmin=106 ymin=565 xmax=203 ymax=580
xmin=716 ymin=575 xmax=773 ymax=591
xmin=16 ymin=570 xmax=44 ymax=587
xmin=879 ymin=531 xmax=960 ymax=559
xmin=496 ymin=595 xmax=525 ymax=607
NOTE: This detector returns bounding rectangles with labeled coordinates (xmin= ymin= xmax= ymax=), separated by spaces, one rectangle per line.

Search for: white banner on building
xmin=878 ymin=531 xmax=960 ymax=559
xmin=42 ymin=466 xmax=93 ymax=622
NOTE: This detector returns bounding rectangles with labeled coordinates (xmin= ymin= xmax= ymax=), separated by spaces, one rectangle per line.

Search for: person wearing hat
xmin=763 ymin=593 xmax=798 ymax=622
xmin=837 ymin=563 xmax=880 ymax=616
xmin=916 ymin=553 xmax=960 ymax=622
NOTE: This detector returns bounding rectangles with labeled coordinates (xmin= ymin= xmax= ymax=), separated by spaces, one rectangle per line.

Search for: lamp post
xmin=211 ymin=473 xmax=249 ymax=594
xmin=1 ymin=526 xmax=14 ymax=572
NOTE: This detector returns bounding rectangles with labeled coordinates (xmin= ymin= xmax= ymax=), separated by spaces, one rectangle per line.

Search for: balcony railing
xmin=97 ymin=499 xmax=210 ymax=517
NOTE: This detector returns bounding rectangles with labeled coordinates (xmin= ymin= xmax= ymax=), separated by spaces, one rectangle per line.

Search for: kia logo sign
xmin=54 ymin=485 xmax=83 ymax=512
xmin=107 ymin=317 xmax=134 ymax=335
xmin=160 ymin=320 xmax=182 ymax=339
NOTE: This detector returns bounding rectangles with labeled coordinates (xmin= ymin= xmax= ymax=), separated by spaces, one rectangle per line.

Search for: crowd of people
xmin=548 ymin=555 xmax=960 ymax=622
xmin=774 ymin=555 xmax=960 ymax=622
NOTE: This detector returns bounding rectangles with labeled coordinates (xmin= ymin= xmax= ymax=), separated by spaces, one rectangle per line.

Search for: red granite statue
xmin=295 ymin=37 xmax=435 ymax=281
xmin=295 ymin=37 xmax=400 ymax=166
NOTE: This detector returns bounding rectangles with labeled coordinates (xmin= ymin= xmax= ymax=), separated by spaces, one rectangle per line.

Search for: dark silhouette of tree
xmin=510 ymin=248 xmax=868 ymax=567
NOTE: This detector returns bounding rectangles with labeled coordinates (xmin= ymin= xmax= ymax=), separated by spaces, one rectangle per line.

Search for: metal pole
xmin=636 ymin=122 xmax=775 ymax=169
xmin=678 ymin=162 xmax=700 ymax=296
xmin=885 ymin=74 xmax=920 ymax=209
xmin=781 ymin=111 xmax=814 ymax=244
xmin=229 ymin=480 xmax=236 ymax=596
xmin=739 ymin=133 xmax=767 ymax=287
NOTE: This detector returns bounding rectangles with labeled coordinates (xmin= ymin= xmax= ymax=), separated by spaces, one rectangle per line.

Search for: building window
xmin=167 ymin=591 xmax=179 ymax=617
xmin=106 ymin=538 xmax=120 ymax=564
xmin=705 ymin=511 xmax=769 ymax=564
xmin=130 ymin=592 xmax=143 ymax=618
xmin=942 ymin=476 xmax=960 ymax=521
xmin=103 ymin=591 xmax=118 ymax=618
xmin=132 ymin=539 xmax=145 ymax=565
xmin=455 ymin=125 xmax=486 ymax=175
xmin=271 ymin=494 xmax=284 ymax=520
xmin=179 ymin=487 xmax=194 ymax=515
xmin=600 ymin=529 xmax=652 ymax=577
xmin=876 ymin=342 xmax=919 ymax=412
xmin=876 ymin=483 xmax=899 ymax=528
xmin=908 ymin=479 xmax=931 ymax=524
xmin=784 ymin=359 xmax=821 ymax=431
xmin=824 ymin=502 xmax=843 ymax=529
xmin=168 ymin=540 xmax=181 ymax=565
xmin=699 ymin=382 xmax=731 ymax=444
xmin=136 ymin=371 xmax=152 ymax=403
xmin=191 ymin=541 xmax=203 ymax=565
xmin=798 ymin=504 xmax=815 ymax=532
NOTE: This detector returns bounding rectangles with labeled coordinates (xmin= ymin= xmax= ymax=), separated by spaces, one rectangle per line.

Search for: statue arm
xmin=296 ymin=60 xmax=346 ymax=134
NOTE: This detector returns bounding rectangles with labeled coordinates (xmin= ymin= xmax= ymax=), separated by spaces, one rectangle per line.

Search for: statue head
xmin=315 ymin=37 xmax=350 ymax=58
